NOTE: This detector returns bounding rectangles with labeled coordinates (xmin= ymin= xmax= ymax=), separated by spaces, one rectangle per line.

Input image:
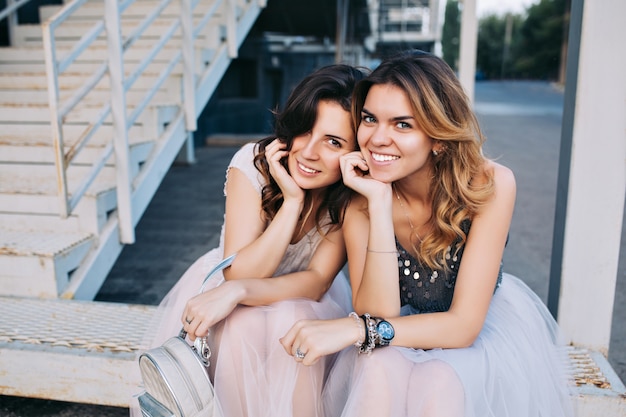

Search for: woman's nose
xmin=300 ymin=137 xmax=320 ymax=159
xmin=368 ymin=125 xmax=391 ymax=146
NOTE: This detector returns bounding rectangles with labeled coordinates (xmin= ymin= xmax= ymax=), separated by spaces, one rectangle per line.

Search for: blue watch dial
xmin=376 ymin=320 xmax=395 ymax=341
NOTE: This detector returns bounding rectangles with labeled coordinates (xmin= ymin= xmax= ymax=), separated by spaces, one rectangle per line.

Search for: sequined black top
xmin=397 ymin=220 xmax=503 ymax=313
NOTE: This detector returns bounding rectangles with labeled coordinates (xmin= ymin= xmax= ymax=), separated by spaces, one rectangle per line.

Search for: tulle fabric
xmin=131 ymin=245 xmax=353 ymax=417
xmin=323 ymin=273 xmax=576 ymax=417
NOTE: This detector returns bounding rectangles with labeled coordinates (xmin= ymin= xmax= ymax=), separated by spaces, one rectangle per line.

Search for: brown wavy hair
xmin=352 ymin=50 xmax=495 ymax=269
xmin=254 ymin=64 xmax=368 ymax=233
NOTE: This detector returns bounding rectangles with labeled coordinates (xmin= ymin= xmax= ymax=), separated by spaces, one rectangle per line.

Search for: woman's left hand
xmin=280 ymin=317 xmax=360 ymax=365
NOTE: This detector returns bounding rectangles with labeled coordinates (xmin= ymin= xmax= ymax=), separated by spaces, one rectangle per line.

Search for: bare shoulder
xmin=477 ymin=160 xmax=516 ymax=190
xmin=481 ymin=160 xmax=517 ymax=210
xmin=489 ymin=160 xmax=515 ymax=191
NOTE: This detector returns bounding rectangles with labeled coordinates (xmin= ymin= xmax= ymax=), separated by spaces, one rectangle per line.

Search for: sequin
xmin=394 ymin=218 xmax=500 ymax=313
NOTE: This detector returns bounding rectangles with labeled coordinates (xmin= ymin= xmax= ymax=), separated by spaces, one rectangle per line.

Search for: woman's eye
xmin=397 ymin=121 xmax=411 ymax=129
xmin=361 ymin=115 xmax=375 ymax=123
xmin=327 ymin=138 xmax=341 ymax=148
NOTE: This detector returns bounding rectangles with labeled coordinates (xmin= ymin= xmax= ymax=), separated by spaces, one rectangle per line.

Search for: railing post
xmin=180 ymin=0 xmax=197 ymax=131
xmin=7 ymin=0 xmax=18 ymax=46
xmin=42 ymin=20 xmax=71 ymax=218
xmin=105 ymin=0 xmax=135 ymax=244
xmin=226 ymin=0 xmax=238 ymax=58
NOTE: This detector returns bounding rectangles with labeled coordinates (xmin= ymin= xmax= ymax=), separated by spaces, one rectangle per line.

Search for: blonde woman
xmin=281 ymin=51 xmax=574 ymax=417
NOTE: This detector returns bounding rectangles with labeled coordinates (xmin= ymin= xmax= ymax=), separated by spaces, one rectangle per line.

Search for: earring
xmin=432 ymin=149 xmax=439 ymax=156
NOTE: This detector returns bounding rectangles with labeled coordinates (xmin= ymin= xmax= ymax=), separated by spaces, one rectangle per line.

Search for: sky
xmin=476 ymin=0 xmax=538 ymax=17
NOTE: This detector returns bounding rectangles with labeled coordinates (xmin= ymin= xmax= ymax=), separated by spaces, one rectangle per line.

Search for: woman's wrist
xmin=224 ymin=279 xmax=247 ymax=304
xmin=348 ymin=312 xmax=366 ymax=347
xmin=281 ymin=196 xmax=305 ymax=212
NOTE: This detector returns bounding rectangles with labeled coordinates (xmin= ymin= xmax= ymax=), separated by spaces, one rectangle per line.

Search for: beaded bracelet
xmin=348 ymin=312 xmax=365 ymax=348
xmin=358 ymin=313 xmax=377 ymax=355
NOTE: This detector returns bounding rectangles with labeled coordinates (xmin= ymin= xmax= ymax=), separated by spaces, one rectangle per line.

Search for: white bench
xmin=0 ymin=296 xmax=624 ymax=414
xmin=568 ymin=346 xmax=626 ymax=416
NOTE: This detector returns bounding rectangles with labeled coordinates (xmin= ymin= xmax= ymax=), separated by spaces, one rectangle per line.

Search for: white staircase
xmin=0 ymin=0 xmax=265 ymax=406
xmin=0 ymin=0 xmax=265 ymax=301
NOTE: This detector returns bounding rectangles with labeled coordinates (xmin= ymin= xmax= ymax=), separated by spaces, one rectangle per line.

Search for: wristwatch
xmin=374 ymin=318 xmax=395 ymax=347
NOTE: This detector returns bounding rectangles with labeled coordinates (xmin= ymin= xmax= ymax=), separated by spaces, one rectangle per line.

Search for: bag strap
xmin=199 ymin=253 xmax=236 ymax=294
xmin=178 ymin=253 xmax=236 ymax=365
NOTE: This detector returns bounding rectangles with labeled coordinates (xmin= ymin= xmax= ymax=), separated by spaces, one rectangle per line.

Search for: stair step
xmin=0 ymin=123 xmax=146 ymax=146
xmin=0 ymin=230 xmax=94 ymax=297
xmin=12 ymin=17 xmax=220 ymax=45
xmin=0 ymin=43 xmax=212 ymax=67
xmin=0 ymin=229 xmax=92 ymax=257
xmin=0 ymin=87 xmax=175 ymax=106
xmin=39 ymin=0 xmax=227 ymax=21
xmin=0 ymin=296 xmax=156 ymax=406
xmin=0 ymin=71 xmax=183 ymax=93
xmin=0 ymin=101 xmax=179 ymax=123
xmin=0 ymin=139 xmax=153 ymax=165
xmin=0 ymin=163 xmax=117 ymax=196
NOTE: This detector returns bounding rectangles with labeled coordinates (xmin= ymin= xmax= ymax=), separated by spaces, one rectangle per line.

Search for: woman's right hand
xmin=182 ymin=280 xmax=243 ymax=340
xmin=339 ymin=151 xmax=390 ymax=201
xmin=265 ymin=139 xmax=305 ymax=204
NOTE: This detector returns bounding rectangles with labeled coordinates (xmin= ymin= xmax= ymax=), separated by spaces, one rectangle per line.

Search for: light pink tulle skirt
xmin=131 ymin=247 xmax=353 ymax=417
xmin=322 ymin=273 xmax=576 ymax=417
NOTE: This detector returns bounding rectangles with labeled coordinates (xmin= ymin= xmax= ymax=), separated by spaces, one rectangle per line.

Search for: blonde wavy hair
xmin=352 ymin=50 xmax=495 ymax=270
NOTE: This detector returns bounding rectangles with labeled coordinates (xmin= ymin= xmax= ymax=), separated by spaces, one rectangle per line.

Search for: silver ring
xmin=185 ymin=317 xmax=192 ymax=324
xmin=295 ymin=347 xmax=306 ymax=360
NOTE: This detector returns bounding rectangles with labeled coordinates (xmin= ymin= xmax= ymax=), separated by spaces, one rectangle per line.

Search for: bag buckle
xmin=193 ymin=336 xmax=211 ymax=366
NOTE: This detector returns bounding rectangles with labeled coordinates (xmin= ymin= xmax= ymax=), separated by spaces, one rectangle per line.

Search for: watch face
xmin=377 ymin=320 xmax=395 ymax=341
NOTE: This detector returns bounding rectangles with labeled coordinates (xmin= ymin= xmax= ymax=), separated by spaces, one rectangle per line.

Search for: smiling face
xmin=287 ymin=100 xmax=356 ymax=190
xmin=357 ymin=83 xmax=434 ymax=183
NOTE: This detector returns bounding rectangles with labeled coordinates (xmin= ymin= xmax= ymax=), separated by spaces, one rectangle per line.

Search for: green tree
xmin=512 ymin=0 xmax=566 ymax=79
xmin=477 ymin=13 xmax=523 ymax=79
xmin=476 ymin=14 xmax=506 ymax=79
xmin=441 ymin=0 xmax=460 ymax=71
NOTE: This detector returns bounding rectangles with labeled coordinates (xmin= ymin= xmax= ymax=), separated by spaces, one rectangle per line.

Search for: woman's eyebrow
xmin=362 ymin=107 xmax=414 ymax=122
xmin=391 ymin=115 xmax=415 ymax=122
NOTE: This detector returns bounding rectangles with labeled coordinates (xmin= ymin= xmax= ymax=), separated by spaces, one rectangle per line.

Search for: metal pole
xmin=105 ymin=0 xmax=135 ymax=244
xmin=458 ymin=0 xmax=477 ymax=103
xmin=547 ymin=0 xmax=584 ymax=319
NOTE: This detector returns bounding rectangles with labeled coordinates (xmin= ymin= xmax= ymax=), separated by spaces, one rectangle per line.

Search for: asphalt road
xmin=1 ymin=80 xmax=624 ymax=416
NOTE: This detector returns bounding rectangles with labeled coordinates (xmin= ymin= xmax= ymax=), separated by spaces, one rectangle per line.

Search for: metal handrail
xmin=41 ymin=0 xmax=238 ymax=244
xmin=0 ymin=0 xmax=31 ymax=45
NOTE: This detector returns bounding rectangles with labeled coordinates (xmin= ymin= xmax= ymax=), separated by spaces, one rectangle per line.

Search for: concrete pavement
xmin=1 ymin=80 xmax=624 ymax=416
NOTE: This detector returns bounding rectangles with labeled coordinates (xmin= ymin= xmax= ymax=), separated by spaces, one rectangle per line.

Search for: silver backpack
xmin=138 ymin=254 xmax=235 ymax=417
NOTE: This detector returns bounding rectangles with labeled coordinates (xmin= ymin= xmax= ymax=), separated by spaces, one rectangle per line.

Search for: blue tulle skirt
xmin=323 ymin=273 xmax=576 ymax=417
